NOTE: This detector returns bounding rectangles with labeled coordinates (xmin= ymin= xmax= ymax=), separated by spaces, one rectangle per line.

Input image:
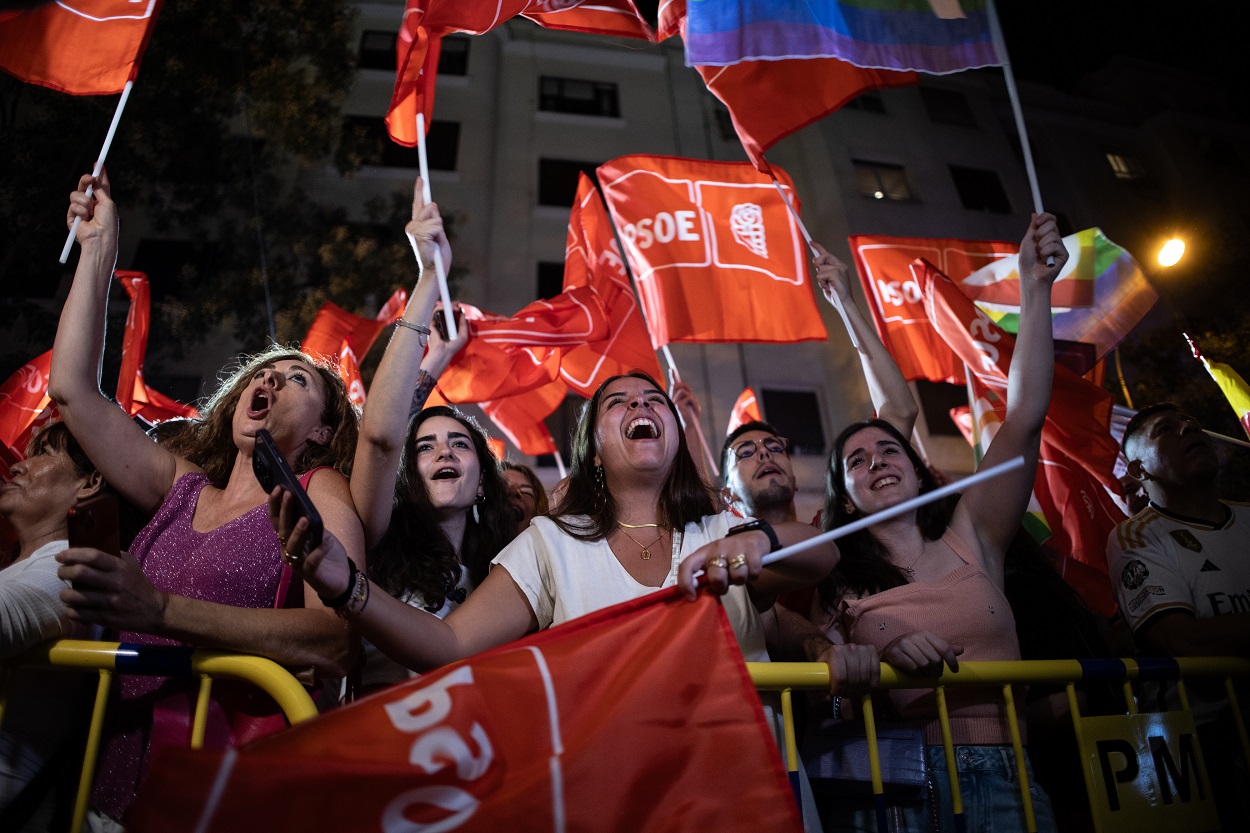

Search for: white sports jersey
xmin=1106 ymin=501 xmax=1250 ymax=633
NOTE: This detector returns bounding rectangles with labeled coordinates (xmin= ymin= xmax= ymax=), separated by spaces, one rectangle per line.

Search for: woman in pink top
xmin=816 ymin=214 xmax=1067 ymax=833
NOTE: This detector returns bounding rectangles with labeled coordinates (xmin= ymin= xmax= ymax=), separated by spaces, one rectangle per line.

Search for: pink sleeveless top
xmin=839 ymin=529 xmax=1023 ymax=745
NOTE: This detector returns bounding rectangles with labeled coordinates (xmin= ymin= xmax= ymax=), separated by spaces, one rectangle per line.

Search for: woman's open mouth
xmin=625 ymin=417 xmax=658 ymax=440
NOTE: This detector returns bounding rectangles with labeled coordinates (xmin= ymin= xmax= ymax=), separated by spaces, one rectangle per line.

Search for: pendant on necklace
xmin=904 ymin=567 xmax=915 ymax=579
xmin=641 ymin=548 xmax=651 ymax=560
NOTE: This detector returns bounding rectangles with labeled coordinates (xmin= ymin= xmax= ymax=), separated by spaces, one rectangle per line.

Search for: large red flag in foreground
xmin=302 ymin=290 xmax=407 ymax=407
xmin=921 ymin=261 xmax=1124 ymax=603
xmin=849 ymin=234 xmax=1019 ymax=383
xmin=560 ymin=173 xmax=663 ymax=394
xmin=130 ymin=591 xmax=801 ymax=833
xmin=113 ymin=271 xmax=198 ymax=425
xmin=0 ymin=352 xmax=54 ymax=473
xmin=598 ymin=156 xmax=827 ymax=347
xmin=0 ymin=0 xmax=163 ymax=95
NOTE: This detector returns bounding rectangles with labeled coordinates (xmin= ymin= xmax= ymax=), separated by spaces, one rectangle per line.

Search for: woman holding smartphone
xmin=50 ymin=170 xmax=365 ymax=826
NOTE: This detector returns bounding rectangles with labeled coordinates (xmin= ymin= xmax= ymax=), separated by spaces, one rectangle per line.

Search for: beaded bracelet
xmin=336 ymin=570 xmax=370 ymax=619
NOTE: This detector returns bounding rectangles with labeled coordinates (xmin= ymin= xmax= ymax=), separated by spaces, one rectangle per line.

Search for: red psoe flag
xmin=0 ymin=0 xmax=163 ymax=95
xmin=386 ymin=17 xmax=442 ymax=147
xmin=726 ymin=387 xmax=762 ymax=436
xmin=113 ymin=271 xmax=198 ymax=425
xmin=129 ymin=591 xmax=802 ymax=833
xmin=0 ymin=352 xmax=54 ymax=468
xmin=521 ymin=0 xmax=654 ymax=39
xmin=302 ymin=290 xmax=406 ymax=408
xmin=597 ymin=156 xmax=827 ymax=347
xmin=482 ymin=381 xmax=565 ymax=457
xmin=848 ymin=234 xmax=1019 ymax=383
xmin=560 ymin=173 xmax=663 ymax=395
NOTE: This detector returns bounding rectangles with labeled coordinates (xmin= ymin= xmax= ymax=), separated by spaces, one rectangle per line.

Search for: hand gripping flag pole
xmin=60 ymin=80 xmax=135 ymax=264
xmin=413 ymin=112 xmax=458 ymax=341
xmin=759 ymin=455 xmax=1025 ymax=567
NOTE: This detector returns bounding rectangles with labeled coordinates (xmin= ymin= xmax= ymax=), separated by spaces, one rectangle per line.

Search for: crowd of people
xmin=0 ymin=170 xmax=1244 ymax=833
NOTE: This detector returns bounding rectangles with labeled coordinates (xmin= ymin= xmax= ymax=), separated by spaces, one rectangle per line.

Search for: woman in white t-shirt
xmin=273 ymin=370 xmax=838 ymax=672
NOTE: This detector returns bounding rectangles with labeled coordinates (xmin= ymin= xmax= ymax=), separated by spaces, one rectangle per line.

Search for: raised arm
xmin=953 ymin=213 xmax=1067 ymax=578
xmin=350 ymin=178 xmax=464 ymax=549
xmin=668 ymin=375 xmax=711 ymax=486
xmin=812 ymin=242 xmax=918 ymax=437
xmin=48 ymin=172 xmax=180 ymax=513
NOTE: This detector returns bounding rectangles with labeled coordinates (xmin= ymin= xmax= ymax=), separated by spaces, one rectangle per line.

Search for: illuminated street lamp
xmin=1158 ymin=237 xmax=1185 ymax=267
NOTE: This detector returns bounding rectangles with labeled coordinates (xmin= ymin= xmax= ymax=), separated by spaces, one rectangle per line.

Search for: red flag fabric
xmin=848 ymin=234 xmax=1019 ymax=384
xmin=302 ymin=290 xmax=406 ymax=408
xmin=129 ymin=591 xmax=801 ymax=833
xmin=559 ymin=173 xmax=663 ymax=395
xmin=727 ymin=387 xmax=762 ymax=436
xmin=921 ymin=261 xmax=1125 ymax=576
xmin=113 ymin=271 xmax=198 ymax=425
xmin=697 ymin=60 xmax=917 ymax=170
xmin=597 ymin=155 xmax=827 ymax=347
xmin=521 ymin=0 xmax=653 ymax=39
xmin=0 ymin=0 xmax=162 ymax=95
xmin=0 ymin=352 xmax=54 ymax=469
xmin=482 ymin=382 xmax=564 ymax=457
xmin=436 ymin=288 xmax=608 ymax=405
xmin=386 ymin=20 xmax=442 ymax=148
xmin=656 ymin=0 xmax=684 ymax=40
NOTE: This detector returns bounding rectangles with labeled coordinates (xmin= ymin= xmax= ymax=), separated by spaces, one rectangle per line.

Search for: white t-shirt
xmin=492 ymin=512 xmax=768 ymax=663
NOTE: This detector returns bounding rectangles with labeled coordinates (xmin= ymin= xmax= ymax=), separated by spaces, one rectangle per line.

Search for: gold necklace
xmin=901 ymin=548 xmax=926 ymax=580
xmin=616 ymin=524 xmax=666 ymax=560
xmin=617 ymin=520 xmax=661 ymax=529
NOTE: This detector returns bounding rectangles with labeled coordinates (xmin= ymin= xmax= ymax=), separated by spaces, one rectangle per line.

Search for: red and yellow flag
xmin=129 ymin=591 xmax=802 ymax=833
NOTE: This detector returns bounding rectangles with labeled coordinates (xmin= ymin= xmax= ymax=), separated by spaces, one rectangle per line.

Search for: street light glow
xmin=1158 ymin=238 xmax=1185 ymax=267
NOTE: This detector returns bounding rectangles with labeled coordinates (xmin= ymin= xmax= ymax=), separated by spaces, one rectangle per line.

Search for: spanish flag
xmin=1188 ymin=334 xmax=1250 ymax=439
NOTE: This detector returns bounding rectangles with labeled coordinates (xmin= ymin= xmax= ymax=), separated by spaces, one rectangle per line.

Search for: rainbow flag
xmin=962 ymin=228 xmax=1157 ymax=360
xmin=685 ymin=0 xmax=1000 ymax=74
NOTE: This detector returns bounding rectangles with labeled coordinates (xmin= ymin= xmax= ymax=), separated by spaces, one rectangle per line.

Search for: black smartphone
xmin=252 ymin=428 xmax=323 ymax=551
xmin=67 ymin=492 xmax=121 ymax=556
xmin=432 ymin=305 xmax=465 ymax=341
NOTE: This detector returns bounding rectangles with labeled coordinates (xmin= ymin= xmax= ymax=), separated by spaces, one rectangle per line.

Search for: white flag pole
xmin=413 ymin=112 xmax=458 ymax=340
xmin=760 ymin=455 xmax=1025 ymax=566
xmin=1204 ymin=429 xmax=1250 ymax=450
xmin=662 ymin=344 xmax=720 ymax=477
xmin=554 ymin=451 xmax=568 ymax=480
xmin=986 ymin=0 xmax=1053 ymax=266
xmin=770 ymin=177 xmax=860 ymax=350
xmin=60 ymin=80 xmax=135 ymax=264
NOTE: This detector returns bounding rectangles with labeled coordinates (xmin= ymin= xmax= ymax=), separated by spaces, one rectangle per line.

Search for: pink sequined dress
xmin=92 ymin=472 xmax=293 ymax=821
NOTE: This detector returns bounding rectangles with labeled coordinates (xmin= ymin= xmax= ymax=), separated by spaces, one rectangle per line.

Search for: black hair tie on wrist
xmin=319 ymin=557 xmax=358 ymax=608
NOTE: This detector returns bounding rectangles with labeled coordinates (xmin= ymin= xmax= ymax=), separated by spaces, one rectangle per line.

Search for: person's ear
xmin=1127 ymin=459 xmax=1148 ymax=481
xmin=77 ymin=471 xmax=104 ymax=500
xmin=842 ymin=497 xmax=856 ymax=515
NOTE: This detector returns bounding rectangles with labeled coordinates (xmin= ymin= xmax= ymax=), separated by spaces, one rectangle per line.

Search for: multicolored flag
xmin=1187 ymin=335 xmax=1250 ymax=439
xmin=922 ymin=260 xmax=1125 ymax=584
xmin=129 ymin=591 xmax=802 ymax=833
xmin=685 ymin=1 xmax=1001 ymax=74
xmin=962 ymin=228 xmax=1157 ymax=360
xmin=597 ymin=155 xmax=827 ymax=347
xmin=0 ymin=0 xmax=163 ymax=95
xmin=848 ymin=233 xmax=1019 ymax=383
xmin=560 ymin=173 xmax=664 ymax=395
xmin=113 ymin=271 xmax=199 ymax=425
xmin=302 ymin=289 xmax=406 ymax=408
xmin=0 ymin=352 xmax=54 ymax=471
xmin=727 ymin=387 xmax=762 ymax=436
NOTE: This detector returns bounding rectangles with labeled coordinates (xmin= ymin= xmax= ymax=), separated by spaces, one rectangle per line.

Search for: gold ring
xmin=707 ymin=556 xmax=728 ymax=570
xmin=728 ymin=554 xmax=748 ymax=570
xmin=283 ymin=548 xmax=302 ymax=565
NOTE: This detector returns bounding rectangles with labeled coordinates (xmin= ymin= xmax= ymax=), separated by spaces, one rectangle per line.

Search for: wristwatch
xmin=725 ymin=519 xmax=782 ymax=552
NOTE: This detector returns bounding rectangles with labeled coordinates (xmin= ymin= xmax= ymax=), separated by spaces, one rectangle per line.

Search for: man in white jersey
xmin=1106 ymin=402 xmax=1250 ymax=826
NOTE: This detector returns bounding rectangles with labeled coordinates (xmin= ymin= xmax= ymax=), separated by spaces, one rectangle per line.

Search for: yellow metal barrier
xmin=0 ymin=639 xmax=318 ymax=833
xmin=749 ymin=657 xmax=1250 ymax=833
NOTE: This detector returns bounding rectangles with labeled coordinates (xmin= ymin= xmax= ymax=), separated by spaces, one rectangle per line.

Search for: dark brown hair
xmin=550 ymin=371 xmax=714 ymax=540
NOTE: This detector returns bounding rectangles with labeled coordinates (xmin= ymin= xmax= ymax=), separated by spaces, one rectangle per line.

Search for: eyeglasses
xmin=730 ymin=436 xmax=789 ymax=461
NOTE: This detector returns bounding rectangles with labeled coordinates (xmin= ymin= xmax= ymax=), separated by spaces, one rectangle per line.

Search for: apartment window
xmin=438 ymin=35 xmax=469 ymax=76
xmin=920 ymin=87 xmax=976 ymax=127
xmin=537 ymin=261 xmax=565 ymax=300
xmin=844 ymin=91 xmax=886 ymax=113
xmin=1105 ymin=151 xmax=1146 ymax=181
xmin=915 ymin=381 xmax=967 ymax=437
xmin=358 ymin=30 xmax=396 ymax=71
xmin=538 ymin=159 xmax=600 ymax=207
xmin=759 ymin=390 xmax=825 ymax=455
xmin=853 ymin=160 xmax=913 ymax=201
xmin=341 ymin=117 xmax=460 ymax=170
xmin=949 ymin=165 xmax=1010 ymax=213
xmin=539 ymin=76 xmax=620 ymax=117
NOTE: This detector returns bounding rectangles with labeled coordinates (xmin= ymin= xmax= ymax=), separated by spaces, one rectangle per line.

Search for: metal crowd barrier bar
xmin=748 ymin=657 xmax=1250 ymax=833
xmin=0 ymin=639 xmax=318 ymax=833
